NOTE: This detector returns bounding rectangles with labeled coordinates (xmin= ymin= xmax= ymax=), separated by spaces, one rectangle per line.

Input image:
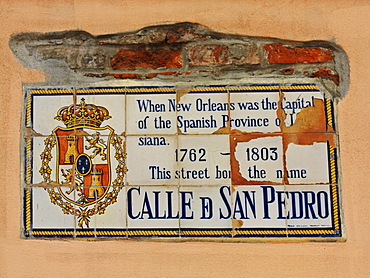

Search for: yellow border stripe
xmin=29 ymin=85 xmax=319 ymax=95
xmin=192 ymin=87 xmax=226 ymax=92
xmin=127 ymin=230 xmax=179 ymax=236
xmin=329 ymin=146 xmax=337 ymax=184
xmin=182 ymin=230 xmax=232 ymax=236
xmin=288 ymin=230 xmax=334 ymax=235
xmin=26 ymin=93 xmax=31 ymax=126
xmin=234 ymin=230 xmax=286 ymax=236
xmin=326 ymin=97 xmax=333 ymax=127
xmin=31 ymin=231 xmax=75 ymax=236
xmin=124 ymin=87 xmax=175 ymax=93
xmin=31 ymin=89 xmax=74 ymax=94
xmin=280 ymin=85 xmax=318 ymax=90
xmin=331 ymin=185 xmax=340 ymax=231
xmin=229 ymin=84 xmax=318 ymax=91
xmin=76 ymin=231 xmax=95 ymax=236
xmin=96 ymin=231 xmax=127 ymax=236
xmin=25 ymin=189 xmax=31 ymax=231
xmin=26 ymin=138 xmax=32 ymax=184
xmin=77 ymin=88 xmax=126 ymax=94
xmin=230 ymin=85 xmax=279 ymax=91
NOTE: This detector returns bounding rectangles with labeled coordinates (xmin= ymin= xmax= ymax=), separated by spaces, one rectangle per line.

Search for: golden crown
xmin=55 ymin=98 xmax=111 ymax=128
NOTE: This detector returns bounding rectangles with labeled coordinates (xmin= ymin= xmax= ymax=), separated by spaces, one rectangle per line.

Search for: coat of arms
xmin=39 ymin=98 xmax=127 ymax=228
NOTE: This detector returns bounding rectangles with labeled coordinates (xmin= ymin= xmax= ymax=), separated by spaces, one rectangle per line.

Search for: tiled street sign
xmin=23 ymin=81 xmax=343 ymax=240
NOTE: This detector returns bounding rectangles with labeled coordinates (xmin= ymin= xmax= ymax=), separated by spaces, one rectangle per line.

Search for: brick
xmin=84 ymin=73 xmax=142 ymax=79
xmin=189 ymin=45 xmax=229 ymax=66
xmin=110 ymin=49 xmax=183 ymax=70
xmin=264 ymin=43 xmax=333 ymax=64
xmin=311 ymin=67 xmax=339 ymax=85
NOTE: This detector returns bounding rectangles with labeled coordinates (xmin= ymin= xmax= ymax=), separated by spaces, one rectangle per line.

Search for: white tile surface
xmin=126 ymin=92 xmax=177 ymax=135
xmin=125 ymin=135 xmax=178 ymax=185
xmin=177 ymin=135 xmax=231 ymax=186
xmin=285 ymin=142 xmax=330 ymax=184
xmin=32 ymin=187 xmax=76 ymax=229
xmin=230 ymin=91 xmax=280 ymax=133
xmin=180 ymin=186 xmax=232 ymax=229
xmin=177 ymin=91 xmax=229 ymax=134
xmin=32 ymin=94 xmax=73 ymax=135
xmin=126 ymin=186 xmax=179 ymax=229
xmin=232 ymin=185 xmax=287 ymax=228
xmin=234 ymin=136 xmax=284 ymax=184
xmin=286 ymin=185 xmax=333 ymax=229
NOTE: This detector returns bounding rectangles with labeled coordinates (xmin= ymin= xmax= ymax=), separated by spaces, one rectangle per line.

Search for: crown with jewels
xmin=55 ymin=98 xmax=111 ymax=128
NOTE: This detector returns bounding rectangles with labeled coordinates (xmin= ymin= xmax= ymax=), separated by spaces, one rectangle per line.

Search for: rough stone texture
xmin=9 ymin=22 xmax=349 ymax=98
xmin=229 ymin=44 xmax=260 ymax=65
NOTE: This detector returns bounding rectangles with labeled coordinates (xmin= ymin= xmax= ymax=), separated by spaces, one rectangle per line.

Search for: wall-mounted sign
xmin=23 ymin=81 xmax=343 ymax=240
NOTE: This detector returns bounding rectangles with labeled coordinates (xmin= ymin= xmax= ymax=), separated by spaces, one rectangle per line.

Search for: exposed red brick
xmin=281 ymin=68 xmax=295 ymax=75
xmin=311 ymin=68 xmax=339 ymax=85
xmin=84 ymin=73 xmax=142 ymax=79
xmin=264 ymin=43 xmax=333 ymax=64
xmin=189 ymin=45 xmax=229 ymax=66
xmin=166 ymin=28 xmax=207 ymax=43
xmin=111 ymin=49 xmax=183 ymax=70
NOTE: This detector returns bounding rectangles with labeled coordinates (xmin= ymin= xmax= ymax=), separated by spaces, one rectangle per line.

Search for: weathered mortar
xmin=9 ymin=22 xmax=349 ymax=98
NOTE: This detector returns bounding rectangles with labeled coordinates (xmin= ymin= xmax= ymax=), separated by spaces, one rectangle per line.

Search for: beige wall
xmin=1 ymin=0 xmax=369 ymax=276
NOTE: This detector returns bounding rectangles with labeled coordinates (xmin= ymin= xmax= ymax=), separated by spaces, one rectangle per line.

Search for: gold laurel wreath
xmin=39 ymin=134 xmax=127 ymax=228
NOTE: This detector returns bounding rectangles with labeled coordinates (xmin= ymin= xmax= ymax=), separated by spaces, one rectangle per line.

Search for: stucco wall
xmin=1 ymin=0 xmax=369 ymax=276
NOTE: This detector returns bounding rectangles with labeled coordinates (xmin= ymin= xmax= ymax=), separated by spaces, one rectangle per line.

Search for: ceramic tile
xmin=230 ymin=134 xmax=284 ymax=185
xmin=92 ymin=185 xmax=127 ymax=229
xmin=31 ymin=93 xmax=74 ymax=135
xmin=126 ymin=87 xmax=177 ymax=135
xmin=283 ymin=133 xmax=335 ymax=185
xmin=179 ymin=186 xmax=232 ymax=231
xmin=231 ymin=185 xmax=288 ymax=231
xmin=32 ymin=136 xmax=57 ymax=185
xmin=177 ymin=134 xmax=231 ymax=186
xmin=229 ymin=90 xmax=280 ymax=134
xmin=23 ymin=82 xmax=343 ymax=241
xmin=31 ymin=186 xmax=77 ymax=230
xmin=30 ymin=136 xmax=77 ymax=234
xmin=177 ymin=86 xmax=228 ymax=134
xmin=32 ymin=131 xmax=126 ymax=233
xmin=126 ymin=186 xmax=180 ymax=237
xmin=125 ymin=135 xmax=178 ymax=186
xmin=286 ymin=184 xmax=341 ymax=237
xmin=279 ymin=89 xmax=328 ymax=133
xmin=74 ymin=185 xmax=127 ymax=238
xmin=75 ymin=93 xmax=126 ymax=135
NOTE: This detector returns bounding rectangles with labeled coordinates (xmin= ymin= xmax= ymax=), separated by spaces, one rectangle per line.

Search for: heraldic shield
xmin=39 ymin=98 xmax=127 ymax=228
